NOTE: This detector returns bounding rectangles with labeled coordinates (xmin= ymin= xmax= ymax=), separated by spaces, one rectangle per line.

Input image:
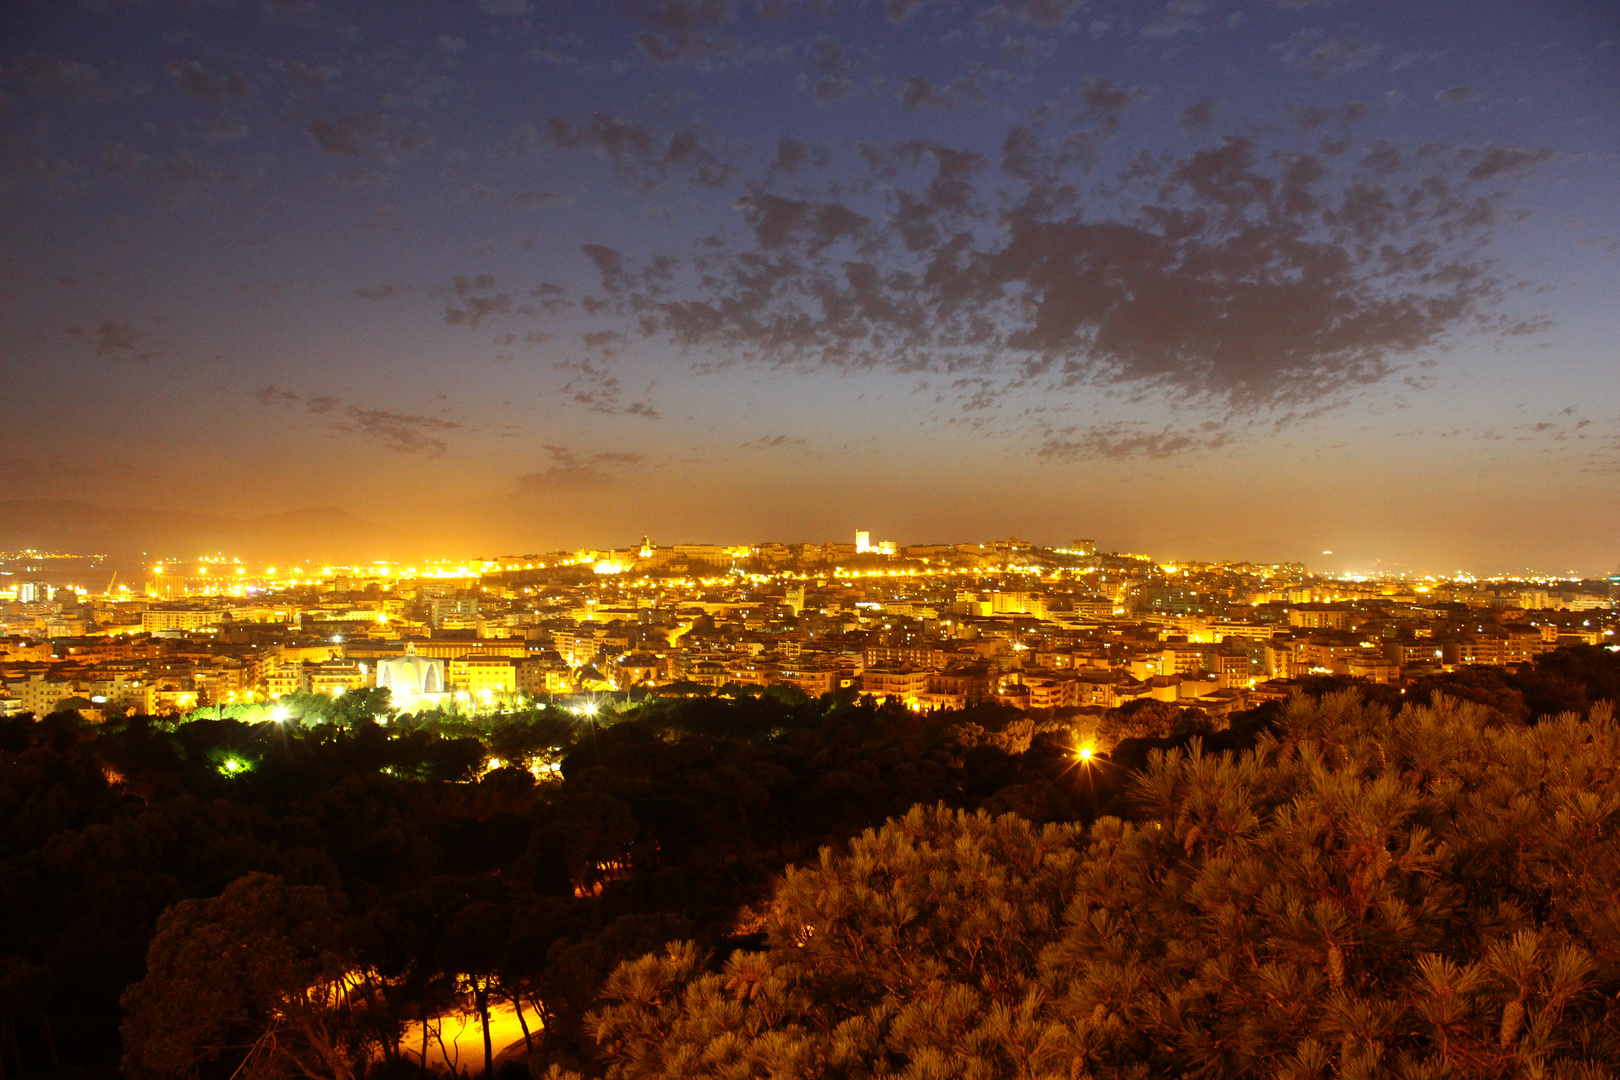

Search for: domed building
xmin=376 ymin=643 xmax=446 ymax=703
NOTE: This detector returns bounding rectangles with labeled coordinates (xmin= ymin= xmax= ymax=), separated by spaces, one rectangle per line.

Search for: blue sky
xmin=1 ymin=0 xmax=1616 ymax=573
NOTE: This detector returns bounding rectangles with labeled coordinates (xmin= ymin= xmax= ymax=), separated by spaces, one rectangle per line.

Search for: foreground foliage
xmin=0 ymin=688 xmax=1095 ymax=1078
xmin=3 ymin=647 xmax=1617 ymax=1078
xmin=591 ymin=692 xmax=1620 ymax=1080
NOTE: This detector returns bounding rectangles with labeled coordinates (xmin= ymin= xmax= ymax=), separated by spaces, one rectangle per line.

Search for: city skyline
xmin=3 ymin=0 xmax=1618 ymax=574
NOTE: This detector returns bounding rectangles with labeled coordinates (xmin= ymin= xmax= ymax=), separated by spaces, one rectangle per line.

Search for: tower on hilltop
xmin=855 ymin=531 xmax=871 ymax=554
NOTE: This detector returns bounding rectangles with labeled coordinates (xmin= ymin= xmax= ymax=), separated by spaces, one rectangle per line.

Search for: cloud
xmin=306 ymin=112 xmax=429 ymax=156
xmin=509 ymin=190 xmax=573 ymax=208
xmin=101 ymin=142 xmax=148 ymax=173
xmin=1037 ymin=422 xmax=1232 ymax=460
xmin=13 ymin=57 xmax=122 ymax=100
xmin=812 ymin=76 xmax=859 ymax=101
xmin=1434 ymin=85 xmax=1480 ymax=108
xmin=87 ymin=318 xmax=163 ymax=361
xmin=632 ymin=0 xmax=742 ymax=66
xmin=542 ymin=114 xmax=733 ymax=190
xmin=1176 ymin=97 xmax=1219 ymax=132
xmin=884 ymin=0 xmax=942 ymax=24
xmin=768 ymin=137 xmax=831 ymax=178
xmin=166 ymin=61 xmax=250 ymax=100
xmin=268 ymin=57 xmax=341 ymax=92
xmin=974 ymin=0 xmax=1085 ymax=32
xmin=517 ymin=446 xmax=646 ymax=491
xmin=254 ymin=386 xmax=304 ymax=407
xmin=1462 ymin=146 xmax=1552 ymax=181
xmin=1142 ymin=0 xmax=1209 ymax=39
xmin=357 ymin=283 xmax=404 ymax=300
xmin=161 ymin=152 xmax=260 ymax=185
xmin=262 ymin=0 xmax=321 ymax=27
xmin=741 ymin=434 xmax=807 ymax=449
xmin=579 ymin=112 xmax=1546 ymax=429
xmin=336 ymin=408 xmax=458 ymax=455
xmin=254 ymin=389 xmax=458 ymax=454
xmin=443 ymin=274 xmax=514 ymax=327
xmin=733 ymin=192 xmax=868 ymax=253
xmin=1276 ymin=26 xmax=1384 ymax=78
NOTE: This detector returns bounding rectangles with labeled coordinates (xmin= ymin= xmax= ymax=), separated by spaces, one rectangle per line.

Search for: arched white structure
xmin=377 ymin=643 xmax=446 ymax=697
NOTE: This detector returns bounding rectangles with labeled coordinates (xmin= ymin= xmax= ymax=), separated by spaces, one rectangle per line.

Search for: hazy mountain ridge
xmin=0 ymin=500 xmax=393 ymax=564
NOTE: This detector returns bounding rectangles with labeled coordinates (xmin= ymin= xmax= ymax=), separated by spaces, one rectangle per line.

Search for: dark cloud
xmin=510 ymin=190 xmax=573 ymax=208
xmin=268 ymin=57 xmax=341 ymax=92
xmin=632 ymin=0 xmax=742 ymax=65
xmin=253 ymin=387 xmax=337 ymax=413
xmin=579 ymin=114 xmax=1545 ymax=426
xmin=1177 ymin=97 xmax=1219 ymax=132
xmin=336 ymin=407 xmax=457 ymax=455
xmin=357 ymin=283 xmax=403 ymax=300
xmin=90 ymin=318 xmax=162 ymax=361
xmin=1038 ymin=422 xmax=1232 ymax=460
xmin=162 ymin=153 xmax=259 ymax=185
xmin=542 ymin=114 xmax=733 ymax=190
xmin=444 ymin=273 xmax=514 ymax=327
xmin=254 ymin=386 xmax=303 ymax=407
xmin=255 ymin=388 xmax=455 ymax=453
xmin=13 ymin=57 xmax=115 ymax=99
xmin=1276 ymin=26 xmax=1384 ymax=78
xmin=1141 ymin=0 xmax=1209 ymax=39
xmin=1462 ymin=146 xmax=1552 ymax=181
xmin=306 ymin=112 xmax=429 ymax=156
xmin=166 ymin=61 xmax=250 ymax=100
xmin=896 ymin=71 xmax=997 ymax=110
xmin=517 ymin=446 xmax=646 ymax=491
xmin=1435 ymin=85 xmax=1480 ymax=108
xmin=101 ymin=142 xmax=148 ymax=174
xmin=769 ymin=137 xmax=831 ymax=177
xmin=262 ymin=0 xmax=321 ymax=27
xmin=741 ymin=434 xmax=807 ymax=448
xmin=974 ymin=0 xmax=1085 ymax=32
xmin=812 ymin=76 xmax=859 ymax=101
xmin=884 ymin=0 xmax=941 ymax=24
xmin=734 ymin=191 xmax=868 ymax=253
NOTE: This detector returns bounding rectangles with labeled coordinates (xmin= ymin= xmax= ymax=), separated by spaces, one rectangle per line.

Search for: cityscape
xmin=4 ymin=0 xmax=1618 ymax=1076
xmin=5 ymin=534 xmax=1616 ymax=734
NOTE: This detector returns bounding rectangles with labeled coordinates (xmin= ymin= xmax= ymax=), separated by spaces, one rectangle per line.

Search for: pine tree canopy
xmin=589 ymin=691 xmax=1620 ymax=1080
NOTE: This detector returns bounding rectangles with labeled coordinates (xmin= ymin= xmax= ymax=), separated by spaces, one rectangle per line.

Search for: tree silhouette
xmin=121 ymin=873 xmax=370 ymax=1080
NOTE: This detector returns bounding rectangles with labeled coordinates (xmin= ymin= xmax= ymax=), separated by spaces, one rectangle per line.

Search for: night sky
xmin=2 ymin=0 xmax=1616 ymax=574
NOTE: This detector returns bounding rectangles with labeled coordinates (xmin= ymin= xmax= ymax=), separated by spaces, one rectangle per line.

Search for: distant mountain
xmin=0 ymin=500 xmax=396 ymax=564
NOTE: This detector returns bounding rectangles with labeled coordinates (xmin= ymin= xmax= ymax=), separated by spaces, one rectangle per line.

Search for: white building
xmin=376 ymin=643 xmax=447 ymax=698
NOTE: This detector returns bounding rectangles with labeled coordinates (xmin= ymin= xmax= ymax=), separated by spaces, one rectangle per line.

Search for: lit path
xmin=398 ymin=1001 xmax=543 ymax=1075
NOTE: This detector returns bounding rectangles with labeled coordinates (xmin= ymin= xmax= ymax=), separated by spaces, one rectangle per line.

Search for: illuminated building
xmin=307 ymin=659 xmax=368 ymax=695
xmin=376 ymin=643 xmax=446 ymax=696
xmin=449 ymin=655 xmax=518 ymax=694
xmin=141 ymin=608 xmax=226 ymax=632
xmin=860 ymin=665 xmax=928 ymax=704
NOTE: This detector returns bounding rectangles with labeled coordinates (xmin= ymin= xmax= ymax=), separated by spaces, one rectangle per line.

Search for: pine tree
xmin=588 ymin=692 xmax=1620 ymax=1080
